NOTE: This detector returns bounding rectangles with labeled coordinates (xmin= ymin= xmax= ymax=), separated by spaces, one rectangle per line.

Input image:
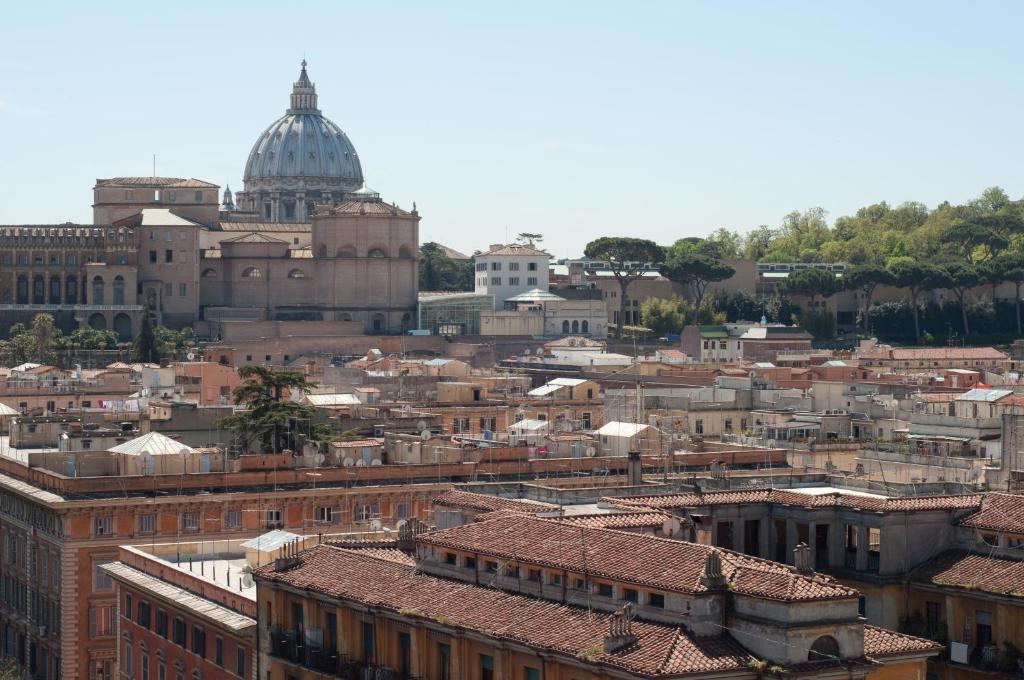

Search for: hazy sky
xmin=1 ymin=1 xmax=1021 ymax=257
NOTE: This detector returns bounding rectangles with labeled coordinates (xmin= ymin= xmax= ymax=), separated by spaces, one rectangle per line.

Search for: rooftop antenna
xmin=153 ymin=153 xmax=156 ymax=179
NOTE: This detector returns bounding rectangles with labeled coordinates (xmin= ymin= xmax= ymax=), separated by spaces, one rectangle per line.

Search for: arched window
xmin=372 ymin=313 xmax=386 ymax=333
xmin=808 ymin=636 xmax=840 ymax=662
xmin=49 ymin=277 xmax=61 ymax=304
xmin=317 ymin=244 xmax=328 ymax=258
xmin=88 ymin=313 xmax=106 ymax=330
xmin=201 ymin=269 xmax=218 ymax=278
xmin=367 ymin=248 xmax=387 ymax=258
xmin=16 ymin=276 xmax=28 ymax=304
xmin=92 ymin=276 xmax=105 ymax=305
xmin=241 ymin=267 xmax=262 ymax=279
xmin=398 ymin=245 xmax=412 ymax=259
xmin=339 ymin=313 xmax=353 ymax=321
xmin=32 ymin=276 xmax=45 ymax=304
xmin=562 ymin=320 xmax=570 ymax=334
xmin=287 ymin=269 xmax=307 ymax=279
xmin=581 ymin=320 xmax=589 ymax=334
xmin=65 ymin=277 xmax=77 ymax=304
xmin=571 ymin=320 xmax=580 ymax=334
xmin=337 ymin=246 xmax=356 ymax=258
xmin=112 ymin=276 xmax=125 ymax=305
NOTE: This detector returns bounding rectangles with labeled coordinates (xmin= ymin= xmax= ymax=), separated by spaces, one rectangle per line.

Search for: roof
xmin=508 ymin=418 xmax=549 ymax=432
xmin=323 ymin=199 xmax=413 ymax=217
xmin=303 ymin=393 xmax=360 ymax=407
xmin=437 ymin=244 xmax=469 ymax=260
xmin=108 ymin=431 xmax=195 ymax=456
xmin=506 ymin=288 xmax=564 ymax=303
xmin=240 ymin=529 xmax=301 ymax=552
xmin=420 ymin=514 xmax=858 ymax=601
xmin=137 ymin=209 xmax=204 ymax=227
xmin=254 ymin=544 xmax=755 ymax=677
xmin=609 ymin=488 xmax=984 ymax=514
xmin=860 ymin=346 xmax=1008 ymax=361
xmin=863 ymin=625 xmax=943 ymax=659
xmin=102 ymin=562 xmax=254 ymax=632
xmin=958 ymin=493 xmax=1024 ymax=534
xmin=96 ymin=177 xmax=218 ymax=188
xmin=220 ymin=232 xmax=288 ymax=244
xmin=697 ymin=326 xmax=728 ymax=339
xmin=596 ymin=421 xmax=649 ymax=437
xmin=0 ymin=403 xmax=17 ymax=416
xmin=740 ymin=326 xmax=814 ymax=341
xmin=561 ymin=511 xmax=671 ymax=530
xmin=954 ymin=388 xmax=1013 ymax=402
xmin=915 ymin=550 xmax=1024 ymax=597
xmin=216 ymin=222 xmax=311 ymax=232
xmin=477 ymin=243 xmax=550 ymax=258
xmin=432 ymin=489 xmax=558 ymax=513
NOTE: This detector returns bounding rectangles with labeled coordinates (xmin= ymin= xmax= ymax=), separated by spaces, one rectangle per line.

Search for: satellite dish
xmin=343 ymin=457 xmax=355 ymax=467
xmin=370 ymin=519 xmax=383 ymax=530
xmin=420 ymin=429 xmax=432 ymax=441
xmin=395 ymin=519 xmax=407 ymax=529
xmin=355 ymin=459 xmax=365 ymax=466
xmin=186 ymin=352 xmax=197 ymax=361
xmin=585 ymin=447 xmax=597 ymax=457
xmin=315 ymin=453 xmax=325 ymax=466
xmin=371 ymin=459 xmax=382 ymax=466
xmin=241 ymin=573 xmax=254 ymax=589
xmin=416 ymin=420 xmax=427 ymax=431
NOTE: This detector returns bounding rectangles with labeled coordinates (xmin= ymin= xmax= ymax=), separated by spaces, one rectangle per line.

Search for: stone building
xmin=0 ymin=61 xmax=418 ymax=337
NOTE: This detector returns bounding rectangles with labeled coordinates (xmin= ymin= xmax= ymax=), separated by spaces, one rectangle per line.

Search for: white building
xmin=474 ymin=243 xmax=550 ymax=309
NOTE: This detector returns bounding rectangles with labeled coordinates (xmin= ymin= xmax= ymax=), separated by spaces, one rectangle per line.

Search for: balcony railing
xmin=270 ymin=630 xmax=402 ymax=679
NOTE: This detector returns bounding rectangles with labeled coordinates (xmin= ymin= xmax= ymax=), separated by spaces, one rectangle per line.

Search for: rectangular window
xmin=93 ymin=561 xmax=113 ymax=591
xmin=215 ymin=637 xmax=223 ymax=666
xmin=648 ymin=592 xmax=665 ymax=608
xmin=181 ymin=512 xmax=199 ymax=531
xmin=141 ymin=652 xmax=149 ymax=680
xmin=573 ymin=577 xmax=585 ymax=590
xmin=124 ymin=642 xmax=133 ymax=676
xmin=491 ymin=277 xmax=501 ymax=285
xmin=509 ymin=262 xmax=520 ymax=271
xmin=164 ymin=249 xmax=173 ymax=263
xmin=527 ymin=568 xmax=541 ymax=582
xmin=445 ymin=552 xmax=457 ymax=565
xmin=156 ymin=609 xmax=168 ymax=637
xmin=596 ymin=582 xmax=613 ymax=597
xmin=524 ymin=667 xmax=541 ymax=680
xmin=395 ymin=502 xmax=409 ymax=520
xmin=88 ymin=606 xmax=113 ymax=636
xmin=508 ymin=277 xmax=520 ymax=286
xmin=528 ymin=262 xmax=538 ymax=271
xmin=235 ymin=648 xmax=245 ymax=677
xmin=179 ymin=283 xmax=187 ymax=297
xmin=165 ymin=230 xmax=173 ymax=242
xmin=137 ymin=600 xmax=151 ymax=629
xmin=623 ymin=588 xmax=639 ymax=603
xmin=149 ymin=250 xmax=157 ymax=263
xmin=582 ymin=412 xmax=592 ymax=429
xmin=485 ymin=560 xmax=498 ymax=574
xmin=173 ymin=617 xmax=185 ymax=646
xmin=481 ymin=654 xmax=494 ymax=680
xmin=125 ymin=593 xmax=133 ymax=619
xmin=527 ymin=277 xmax=538 ymax=286
xmin=94 ymin=517 xmax=113 ymax=536
xmin=191 ymin=626 xmax=206 ymax=658
xmin=438 ymin=642 xmax=451 ymax=680
xmin=226 ymin=510 xmax=241 ymax=529
xmin=138 ymin=514 xmax=156 ymax=534
xmin=164 ymin=282 xmax=173 ymax=297
xmin=491 ymin=262 xmax=501 ymax=271
xmin=315 ymin=506 xmax=335 ymax=523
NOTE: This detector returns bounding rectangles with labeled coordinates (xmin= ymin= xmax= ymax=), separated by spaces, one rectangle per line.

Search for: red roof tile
xmin=609 ymin=489 xmax=983 ymax=514
xmin=916 ymin=550 xmax=1024 ymax=597
xmin=419 ymin=514 xmax=858 ymax=602
xmin=863 ymin=625 xmax=943 ymax=659
xmin=562 ymin=512 xmax=671 ymax=530
xmin=432 ymin=489 xmax=559 ymax=513
xmin=254 ymin=545 xmax=754 ymax=677
xmin=959 ymin=493 xmax=1024 ymax=534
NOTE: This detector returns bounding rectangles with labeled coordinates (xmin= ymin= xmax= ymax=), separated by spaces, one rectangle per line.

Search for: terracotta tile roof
xmin=254 ymin=545 xmax=754 ymax=676
xmin=959 ymin=493 xmax=1024 ymax=534
xmin=914 ymin=550 xmax=1024 ymax=597
xmin=863 ymin=625 xmax=943 ymax=659
xmin=95 ymin=176 xmax=218 ymax=188
xmin=220 ymin=232 xmax=287 ymax=244
xmin=562 ymin=511 xmax=670 ymax=530
xmin=419 ymin=514 xmax=858 ymax=602
xmin=609 ymin=488 xmax=984 ymax=514
xmin=335 ymin=546 xmax=416 ymax=566
xmin=478 ymin=243 xmax=550 ymax=258
xmin=860 ymin=346 xmax=1007 ymax=361
xmin=432 ymin=489 xmax=559 ymax=513
xmin=322 ymin=199 xmax=414 ymax=217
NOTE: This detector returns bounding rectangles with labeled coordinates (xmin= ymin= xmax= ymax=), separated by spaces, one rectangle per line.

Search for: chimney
xmin=700 ymin=549 xmax=726 ymax=590
xmin=793 ymin=542 xmax=812 ymax=574
xmin=603 ymin=603 xmax=637 ymax=653
xmin=627 ymin=451 xmax=642 ymax=485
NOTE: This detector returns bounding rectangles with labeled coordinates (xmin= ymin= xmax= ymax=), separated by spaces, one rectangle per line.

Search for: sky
xmin=1 ymin=1 xmax=1022 ymax=258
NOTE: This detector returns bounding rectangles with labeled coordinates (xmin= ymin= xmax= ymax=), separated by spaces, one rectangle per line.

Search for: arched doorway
xmin=808 ymin=636 xmax=840 ymax=662
xmin=571 ymin=320 xmax=580 ymax=334
xmin=562 ymin=320 xmax=570 ymax=334
xmin=88 ymin=313 xmax=107 ymax=330
xmin=113 ymin=313 xmax=132 ymax=342
xmin=581 ymin=320 xmax=589 ymax=334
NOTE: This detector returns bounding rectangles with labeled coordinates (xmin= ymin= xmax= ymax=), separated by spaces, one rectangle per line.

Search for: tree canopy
xmin=659 ymin=238 xmax=735 ymax=309
xmin=418 ymin=242 xmax=474 ymax=292
xmin=584 ymin=237 xmax=664 ymax=338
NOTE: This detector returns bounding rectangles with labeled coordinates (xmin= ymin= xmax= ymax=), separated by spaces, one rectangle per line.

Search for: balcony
xmin=270 ymin=629 xmax=402 ymax=679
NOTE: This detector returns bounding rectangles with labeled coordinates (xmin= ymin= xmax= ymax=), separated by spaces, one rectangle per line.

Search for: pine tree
xmin=132 ymin=314 xmax=160 ymax=363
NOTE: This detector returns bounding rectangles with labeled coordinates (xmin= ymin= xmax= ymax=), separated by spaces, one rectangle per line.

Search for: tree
xmin=220 ymin=366 xmax=320 ymax=453
xmin=30 ymin=314 xmax=57 ymax=364
xmin=640 ymin=297 xmax=687 ymax=335
xmin=842 ymin=264 xmax=893 ymax=331
xmin=937 ymin=260 xmax=980 ymax=337
xmin=659 ymin=249 xmax=735 ymax=310
xmin=418 ymin=242 xmax=474 ymax=292
xmin=516 ymin=232 xmax=543 ymax=246
xmin=888 ymin=260 xmax=946 ymax=344
xmin=132 ymin=314 xmax=160 ymax=363
xmin=996 ymin=252 xmax=1024 ymax=333
xmin=940 ymin=220 xmax=1008 ymax=262
xmin=583 ymin=237 xmax=664 ymax=338
xmin=780 ymin=268 xmax=839 ymax=307
xmin=704 ymin=228 xmax=744 ymax=258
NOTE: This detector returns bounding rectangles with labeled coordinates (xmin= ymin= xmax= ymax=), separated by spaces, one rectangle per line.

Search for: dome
xmin=243 ymin=61 xmax=363 ymax=187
